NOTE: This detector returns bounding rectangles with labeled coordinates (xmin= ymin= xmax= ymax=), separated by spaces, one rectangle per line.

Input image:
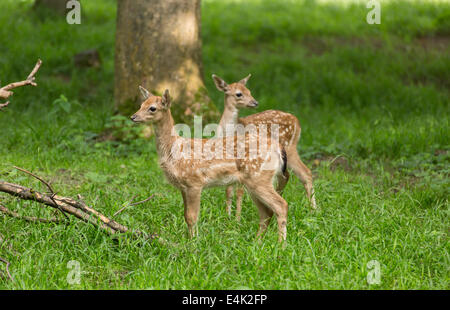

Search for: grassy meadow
xmin=0 ymin=0 xmax=449 ymax=289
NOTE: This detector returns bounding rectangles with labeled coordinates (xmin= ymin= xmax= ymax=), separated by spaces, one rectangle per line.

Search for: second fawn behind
xmin=212 ymin=74 xmax=316 ymax=221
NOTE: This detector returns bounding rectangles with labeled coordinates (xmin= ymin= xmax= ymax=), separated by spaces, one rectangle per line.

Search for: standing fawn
xmin=131 ymin=87 xmax=290 ymax=242
xmin=212 ymin=74 xmax=316 ymax=221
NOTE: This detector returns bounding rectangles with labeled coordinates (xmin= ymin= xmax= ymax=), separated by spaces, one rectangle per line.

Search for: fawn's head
xmin=130 ymin=86 xmax=171 ymax=123
xmin=212 ymin=74 xmax=258 ymax=109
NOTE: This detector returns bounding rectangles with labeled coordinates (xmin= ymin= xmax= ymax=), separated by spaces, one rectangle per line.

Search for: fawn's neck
xmin=153 ymin=111 xmax=177 ymax=160
xmin=219 ymin=95 xmax=239 ymax=129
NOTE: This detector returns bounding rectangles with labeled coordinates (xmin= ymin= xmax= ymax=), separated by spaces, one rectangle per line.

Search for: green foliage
xmin=51 ymin=94 xmax=80 ymax=114
xmin=103 ymin=115 xmax=144 ymax=141
xmin=0 ymin=0 xmax=448 ymax=289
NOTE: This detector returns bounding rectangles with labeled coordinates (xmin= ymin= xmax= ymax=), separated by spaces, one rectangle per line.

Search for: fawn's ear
xmin=139 ymin=85 xmax=153 ymax=100
xmin=238 ymin=74 xmax=251 ymax=85
xmin=212 ymin=74 xmax=229 ymax=92
xmin=161 ymin=89 xmax=171 ymax=109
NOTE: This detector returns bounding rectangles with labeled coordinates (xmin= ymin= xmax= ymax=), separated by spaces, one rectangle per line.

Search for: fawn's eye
xmin=236 ymin=92 xmax=243 ymax=97
xmin=149 ymin=106 xmax=157 ymax=112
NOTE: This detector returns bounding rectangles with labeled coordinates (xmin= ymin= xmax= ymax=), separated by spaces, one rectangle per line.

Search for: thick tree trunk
xmin=34 ymin=0 xmax=68 ymax=14
xmin=115 ymin=0 xmax=218 ymax=123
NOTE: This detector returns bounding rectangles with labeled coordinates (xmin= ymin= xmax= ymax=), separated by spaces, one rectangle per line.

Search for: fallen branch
xmin=0 ymin=180 xmax=156 ymax=240
xmin=0 ymin=59 xmax=42 ymax=110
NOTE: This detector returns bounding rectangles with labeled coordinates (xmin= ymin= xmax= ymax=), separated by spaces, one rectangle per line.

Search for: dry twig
xmin=0 ymin=59 xmax=42 ymax=110
xmin=113 ymin=194 xmax=154 ymax=217
xmin=0 ymin=257 xmax=14 ymax=282
xmin=0 ymin=204 xmax=63 ymax=224
xmin=13 ymin=166 xmax=69 ymax=220
xmin=13 ymin=166 xmax=55 ymax=193
xmin=0 ymin=101 xmax=9 ymax=110
xmin=0 ymin=233 xmax=19 ymax=258
xmin=128 ymin=194 xmax=155 ymax=208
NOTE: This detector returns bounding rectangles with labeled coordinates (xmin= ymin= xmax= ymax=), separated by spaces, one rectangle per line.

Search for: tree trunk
xmin=34 ymin=0 xmax=68 ymax=14
xmin=115 ymin=0 xmax=218 ymax=123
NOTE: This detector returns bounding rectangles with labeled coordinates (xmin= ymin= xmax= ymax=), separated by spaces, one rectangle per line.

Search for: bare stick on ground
xmin=0 ymin=233 xmax=19 ymax=258
xmin=0 ymin=257 xmax=14 ymax=282
xmin=0 ymin=59 xmax=42 ymax=110
xmin=0 ymin=203 xmax=63 ymax=224
xmin=113 ymin=194 xmax=154 ymax=217
xmin=0 ymin=101 xmax=9 ymax=110
xmin=13 ymin=166 xmax=69 ymax=219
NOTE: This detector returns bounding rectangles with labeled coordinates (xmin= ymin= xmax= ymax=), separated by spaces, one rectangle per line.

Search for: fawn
xmin=131 ymin=87 xmax=290 ymax=242
xmin=212 ymin=74 xmax=316 ymax=221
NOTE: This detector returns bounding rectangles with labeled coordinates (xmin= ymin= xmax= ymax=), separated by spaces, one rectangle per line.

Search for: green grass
xmin=0 ymin=0 xmax=449 ymax=289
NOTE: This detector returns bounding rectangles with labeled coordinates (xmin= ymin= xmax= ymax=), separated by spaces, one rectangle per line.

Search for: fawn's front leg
xmin=182 ymin=187 xmax=202 ymax=238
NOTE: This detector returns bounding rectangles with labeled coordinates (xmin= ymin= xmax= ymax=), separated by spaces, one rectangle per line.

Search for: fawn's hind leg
xmin=286 ymin=146 xmax=316 ymax=209
xmin=249 ymin=193 xmax=273 ymax=239
xmin=226 ymin=185 xmax=234 ymax=216
xmin=276 ymin=170 xmax=290 ymax=195
xmin=235 ymin=185 xmax=245 ymax=221
xmin=244 ymin=177 xmax=289 ymax=242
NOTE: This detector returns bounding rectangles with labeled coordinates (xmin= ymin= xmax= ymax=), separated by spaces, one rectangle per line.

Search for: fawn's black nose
xmin=131 ymin=115 xmax=137 ymax=121
xmin=251 ymin=100 xmax=259 ymax=107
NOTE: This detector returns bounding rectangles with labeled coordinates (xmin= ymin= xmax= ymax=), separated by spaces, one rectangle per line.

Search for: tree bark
xmin=34 ymin=0 xmax=68 ymax=14
xmin=115 ymin=0 xmax=218 ymax=123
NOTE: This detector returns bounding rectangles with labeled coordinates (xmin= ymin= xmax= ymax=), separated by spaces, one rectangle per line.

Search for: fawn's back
xmin=239 ymin=110 xmax=301 ymax=148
